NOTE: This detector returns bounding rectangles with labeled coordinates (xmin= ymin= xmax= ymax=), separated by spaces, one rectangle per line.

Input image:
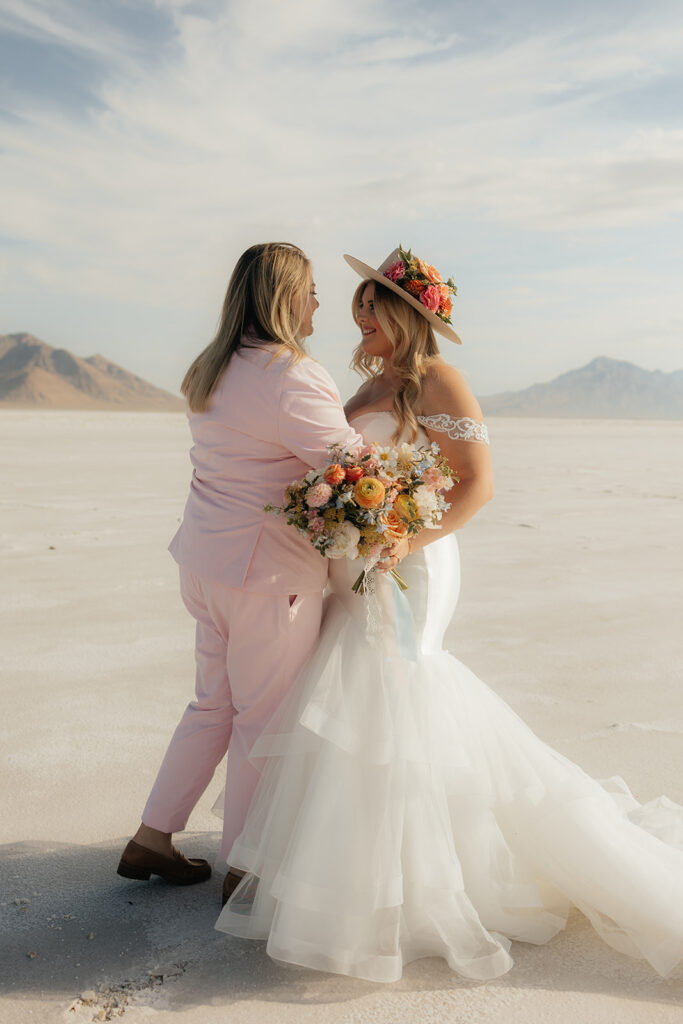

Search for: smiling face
xmin=355 ymin=282 xmax=394 ymax=359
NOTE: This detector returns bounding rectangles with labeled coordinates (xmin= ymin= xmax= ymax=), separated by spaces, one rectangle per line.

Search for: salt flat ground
xmin=1 ymin=410 xmax=682 ymax=1024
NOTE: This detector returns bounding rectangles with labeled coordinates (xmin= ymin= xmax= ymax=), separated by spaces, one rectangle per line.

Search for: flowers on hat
xmin=382 ymin=245 xmax=457 ymax=326
xmin=384 ymin=260 xmax=406 ymax=283
xmin=421 ymin=285 xmax=441 ymax=312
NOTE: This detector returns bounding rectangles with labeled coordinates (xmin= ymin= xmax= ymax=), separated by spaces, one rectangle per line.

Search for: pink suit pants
xmin=142 ymin=567 xmax=323 ymax=859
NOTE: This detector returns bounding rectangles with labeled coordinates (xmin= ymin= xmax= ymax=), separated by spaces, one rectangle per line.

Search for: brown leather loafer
xmin=117 ymin=839 xmax=211 ymax=886
xmin=221 ymin=869 xmax=245 ymax=906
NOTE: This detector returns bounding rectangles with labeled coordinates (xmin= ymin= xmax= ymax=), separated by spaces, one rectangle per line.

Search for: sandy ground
xmin=1 ymin=410 xmax=682 ymax=1024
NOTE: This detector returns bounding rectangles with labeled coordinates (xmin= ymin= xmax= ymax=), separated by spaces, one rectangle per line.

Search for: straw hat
xmin=344 ymin=246 xmax=461 ymax=344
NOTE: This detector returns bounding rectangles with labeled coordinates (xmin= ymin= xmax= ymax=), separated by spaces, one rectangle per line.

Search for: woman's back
xmin=169 ymin=342 xmax=361 ymax=593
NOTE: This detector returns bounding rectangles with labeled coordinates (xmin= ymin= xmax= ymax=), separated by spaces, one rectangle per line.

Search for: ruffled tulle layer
xmin=215 ymin=593 xmax=683 ymax=982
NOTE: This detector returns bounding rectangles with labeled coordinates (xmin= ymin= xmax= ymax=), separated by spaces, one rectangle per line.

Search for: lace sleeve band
xmin=416 ymin=414 xmax=490 ymax=445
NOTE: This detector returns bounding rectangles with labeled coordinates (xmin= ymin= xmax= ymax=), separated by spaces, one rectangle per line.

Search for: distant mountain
xmin=480 ymin=357 xmax=683 ymax=419
xmin=0 ymin=333 xmax=184 ymax=410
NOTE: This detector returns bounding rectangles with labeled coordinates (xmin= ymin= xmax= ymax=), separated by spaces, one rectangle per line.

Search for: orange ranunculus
xmin=323 ymin=463 xmax=346 ymax=486
xmin=418 ymin=259 xmax=442 ymax=284
xmin=354 ymin=476 xmax=386 ymax=509
xmin=379 ymin=509 xmax=408 ymax=542
xmin=344 ymin=465 xmax=364 ymax=483
xmin=393 ymin=493 xmax=419 ymax=522
xmin=439 ymin=297 xmax=453 ymax=317
xmin=404 ymin=279 xmax=426 ymax=296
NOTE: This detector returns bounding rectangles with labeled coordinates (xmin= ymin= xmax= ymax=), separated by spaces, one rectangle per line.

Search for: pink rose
xmin=420 ymin=285 xmax=441 ymax=312
xmin=422 ymin=467 xmax=443 ymax=490
xmin=305 ymin=482 xmax=333 ymax=508
xmin=310 ymin=516 xmax=326 ymax=532
xmin=383 ymin=260 xmax=406 ymax=283
xmin=422 ymin=467 xmax=452 ymax=492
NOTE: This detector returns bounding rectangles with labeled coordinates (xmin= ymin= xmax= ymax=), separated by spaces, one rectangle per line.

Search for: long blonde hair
xmin=182 ymin=242 xmax=311 ymax=412
xmin=350 ymin=280 xmax=441 ymax=441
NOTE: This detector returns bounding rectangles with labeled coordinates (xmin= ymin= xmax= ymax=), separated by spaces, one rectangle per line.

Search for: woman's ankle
xmin=133 ymin=823 xmax=173 ymax=855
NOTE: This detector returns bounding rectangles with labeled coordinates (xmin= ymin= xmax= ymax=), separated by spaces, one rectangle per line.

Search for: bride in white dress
xmin=215 ymin=249 xmax=683 ymax=983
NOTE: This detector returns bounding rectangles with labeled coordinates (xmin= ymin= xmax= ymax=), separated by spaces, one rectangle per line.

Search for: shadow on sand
xmin=2 ymin=835 xmax=682 ymax=1018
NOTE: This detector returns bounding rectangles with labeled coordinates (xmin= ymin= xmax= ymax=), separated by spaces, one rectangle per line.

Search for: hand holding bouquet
xmin=265 ymin=439 xmax=457 ymax=593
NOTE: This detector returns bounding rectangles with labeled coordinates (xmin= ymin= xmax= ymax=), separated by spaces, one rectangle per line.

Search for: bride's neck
xmin=378 ymin=362 xmax=399 ymax=388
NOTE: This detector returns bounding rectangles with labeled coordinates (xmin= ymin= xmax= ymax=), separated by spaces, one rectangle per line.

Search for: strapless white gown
xmin=215 ymin=411 xmax=683 ymax=982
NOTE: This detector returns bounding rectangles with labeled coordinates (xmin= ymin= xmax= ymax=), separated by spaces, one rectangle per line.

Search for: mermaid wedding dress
xmin=215 ymin=410 xmax=683 ymax=982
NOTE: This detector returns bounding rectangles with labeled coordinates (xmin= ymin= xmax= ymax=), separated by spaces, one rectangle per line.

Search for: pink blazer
xmin=169 ymin=342 xmax=363 ymax=593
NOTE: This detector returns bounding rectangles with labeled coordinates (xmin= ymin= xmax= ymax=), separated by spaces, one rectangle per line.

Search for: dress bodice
xmin=329 ymin=409 xmax=460 ymax=655
xmin=347 ymin=409 xmax=430 ymax=447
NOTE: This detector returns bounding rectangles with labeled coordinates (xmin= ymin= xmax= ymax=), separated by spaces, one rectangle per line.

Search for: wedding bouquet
xmin=265 ymin=439 xmax=457 ymax=593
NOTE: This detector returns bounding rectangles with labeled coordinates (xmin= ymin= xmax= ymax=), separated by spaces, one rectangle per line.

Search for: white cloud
xmin=1 ymin=0 xmax=682 ymax=393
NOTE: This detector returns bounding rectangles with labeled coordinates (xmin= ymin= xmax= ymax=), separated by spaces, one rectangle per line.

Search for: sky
xmin=1 ymin=0 xmax=682 ymax=399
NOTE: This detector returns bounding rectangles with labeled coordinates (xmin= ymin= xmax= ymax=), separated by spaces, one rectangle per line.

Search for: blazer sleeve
xmin=278 ymin=359 xmax=363 ymax=468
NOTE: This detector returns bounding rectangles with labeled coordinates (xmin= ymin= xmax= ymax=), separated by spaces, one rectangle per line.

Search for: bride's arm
xmin=386 ymin=364 xmax=494 ymax=564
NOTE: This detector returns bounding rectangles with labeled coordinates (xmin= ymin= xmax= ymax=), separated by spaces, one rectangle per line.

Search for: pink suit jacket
xmin=169 ymin=342 xmax=363 ymax=594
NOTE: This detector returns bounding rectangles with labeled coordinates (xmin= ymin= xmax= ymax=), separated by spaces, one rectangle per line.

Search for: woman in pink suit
xmin=118 ymin=242 xmax=362 ymax=890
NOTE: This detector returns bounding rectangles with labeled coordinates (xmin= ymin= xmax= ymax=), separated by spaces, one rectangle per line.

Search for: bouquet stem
xmin=351 ymin=567 xmax=408 ymax=595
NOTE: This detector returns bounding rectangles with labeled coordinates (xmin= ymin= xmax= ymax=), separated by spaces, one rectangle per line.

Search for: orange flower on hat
xmin=354 ymin=477 xmax=386 ymax=509
xmin=439 ymin=297 xmax=453 ymax=317
xmin=379 ymin=509 xmax=408 ymax=542
xmin=404 ymin=279 xmax=426 ymax=296
xmin=418 ymin=260 xmax=442 ymax=284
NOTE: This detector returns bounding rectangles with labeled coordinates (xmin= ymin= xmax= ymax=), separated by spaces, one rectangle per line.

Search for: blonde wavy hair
xmin=182 ymin=242 xmax=311 ymax=412
xmin=350 ymin=280 xmax=441 ymax=442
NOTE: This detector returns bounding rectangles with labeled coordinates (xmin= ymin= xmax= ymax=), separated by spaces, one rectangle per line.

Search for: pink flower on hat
xmin=420 ymin=284 xmax=441 ymax=312
xmin=383 ymin=260 xmax=406 ymax=283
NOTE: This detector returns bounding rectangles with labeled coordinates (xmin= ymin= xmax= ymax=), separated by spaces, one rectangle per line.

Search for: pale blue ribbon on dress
xmin=363 ymin=556 xmax=418 ymax=663
xmin=392 ymin=583 xmax=418 ymax=663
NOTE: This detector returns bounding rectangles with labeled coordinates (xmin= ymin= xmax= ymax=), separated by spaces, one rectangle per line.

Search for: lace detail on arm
xmin=416 ymin=414 xmax=489 ymax=445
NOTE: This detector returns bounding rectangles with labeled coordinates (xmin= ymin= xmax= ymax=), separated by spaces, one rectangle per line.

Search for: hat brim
xmin=343 ymin=254 xmax=462 ymax=345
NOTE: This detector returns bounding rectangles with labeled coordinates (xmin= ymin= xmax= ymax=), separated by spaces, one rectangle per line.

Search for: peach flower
xmin=379 ymin=510 xmax=408 ymax=542
xmin=323 ymin=463 xmax=346 ymax=486
xmin=393 ymin=493 xmax=419 ymax=522
xmin=353 ymin=477 xmax=386 ymax=509
xmin=418 ymin=259 xmax=442 ymax=284
xmin=345 ymin=465 xmax=364 ymax=483
xmin=422 ymin=467 xmax=453 ymax=491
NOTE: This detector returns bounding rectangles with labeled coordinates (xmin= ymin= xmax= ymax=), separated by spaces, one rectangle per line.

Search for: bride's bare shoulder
xmin=420 ymin=362 xmax=483 ymax=419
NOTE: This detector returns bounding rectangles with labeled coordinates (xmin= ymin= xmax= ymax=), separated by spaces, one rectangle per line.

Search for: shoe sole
xmin=117 ymin=860 xmax=211 ymax=885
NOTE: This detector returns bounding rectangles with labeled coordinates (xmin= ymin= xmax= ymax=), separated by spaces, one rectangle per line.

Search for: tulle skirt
xmin=215 ymin=539 xmax=683 ymax=982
